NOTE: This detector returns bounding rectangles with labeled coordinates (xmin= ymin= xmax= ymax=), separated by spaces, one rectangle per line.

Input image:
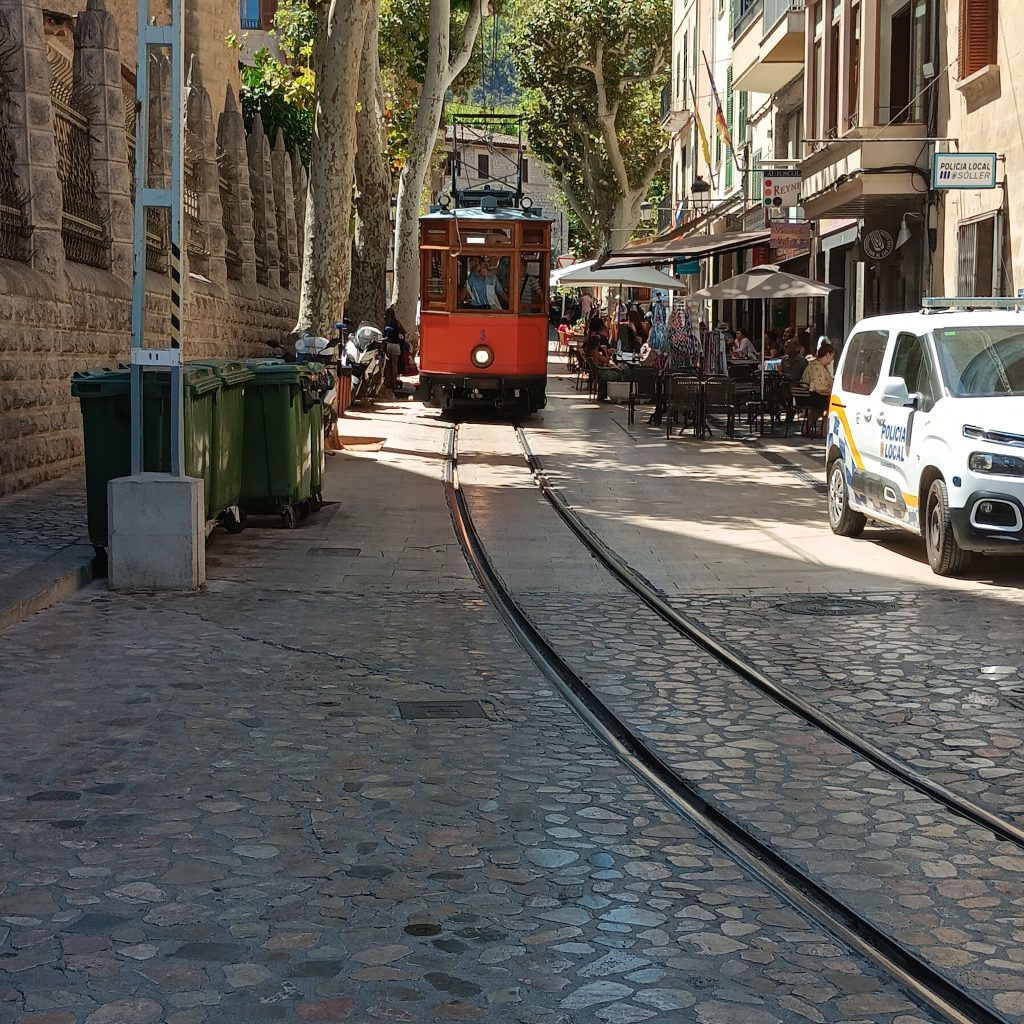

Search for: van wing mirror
xmin=881 ymin=375 xmax=914 ymax=407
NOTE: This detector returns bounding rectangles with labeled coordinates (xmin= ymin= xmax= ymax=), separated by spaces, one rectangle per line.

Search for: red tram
xmin=416 ymin=205 xmax=552 ymax=415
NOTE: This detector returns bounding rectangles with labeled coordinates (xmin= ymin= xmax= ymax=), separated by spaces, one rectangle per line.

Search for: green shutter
xmin=738 ymin=91 xmax=747 ymax=146
xmin=725 ymin=67 xmax=734 ymax=189
xmin=751 ymin=148 xmax=763 ymax=203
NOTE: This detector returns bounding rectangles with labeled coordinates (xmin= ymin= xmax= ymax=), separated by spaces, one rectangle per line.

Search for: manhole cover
xmin=397 ymin=700 xmax=485 ymax=720
xmin=307 ymin=547 xmax=361 ymax=557
xmin=776 ymin=597 xmax=891 ymax=617
xmin=404 ymin=921 xmax=442 ymax=937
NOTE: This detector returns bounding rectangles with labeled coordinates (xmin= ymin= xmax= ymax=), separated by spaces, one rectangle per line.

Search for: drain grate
xmin=397 ymin=700 xmax=485 ymax=720
xmin=307 ymin=547 xmax=361 ymax=557
xmin=777 ymin=597 xmax=891 ymax=617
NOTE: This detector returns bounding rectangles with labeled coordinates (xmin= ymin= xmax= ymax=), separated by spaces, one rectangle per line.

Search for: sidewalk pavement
xmin=0 ymin=471 xmax=94 ymax=634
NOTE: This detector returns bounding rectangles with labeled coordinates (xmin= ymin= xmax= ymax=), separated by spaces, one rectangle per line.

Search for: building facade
xmin=660 ymin=0 xmax=1018 ymax=343
xmin=0 ymin=0 xmax=304 ymax=495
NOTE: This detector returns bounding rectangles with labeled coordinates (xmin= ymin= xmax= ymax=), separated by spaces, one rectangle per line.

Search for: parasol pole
xmin=761 ymin=296 xmax=767 ymax=402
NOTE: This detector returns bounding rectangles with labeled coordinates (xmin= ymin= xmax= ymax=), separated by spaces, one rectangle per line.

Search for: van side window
xmin=840 ymin=330 xmax=888 ymax=395
xmin=890 ymin=333 xmax=938 ymax=410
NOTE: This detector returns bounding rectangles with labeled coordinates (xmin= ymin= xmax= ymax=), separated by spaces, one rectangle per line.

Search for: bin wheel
xmin=311 ymin=492 xmax=324 ymax=511
xmin=296 ymin=500 xmax=312 ymax=522
xmin=224 ymin=509 xmax=247 ymax=535
xmin=280 ymin=506 xmax=298 ymax=529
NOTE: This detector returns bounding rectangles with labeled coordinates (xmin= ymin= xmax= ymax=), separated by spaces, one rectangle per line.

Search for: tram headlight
xmin=471 ymin=345 xmax=494 ymax=368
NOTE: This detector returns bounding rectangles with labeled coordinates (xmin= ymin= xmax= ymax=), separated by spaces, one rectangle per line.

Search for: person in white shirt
xmin=731 ymin=329 xmax=758 ymax=360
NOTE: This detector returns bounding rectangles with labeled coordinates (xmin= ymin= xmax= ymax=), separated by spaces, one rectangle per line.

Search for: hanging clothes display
xmin=669 ymin=301 xmax=701 ymax=371
xmin=649 ymin=292 xmax=669 ymax=351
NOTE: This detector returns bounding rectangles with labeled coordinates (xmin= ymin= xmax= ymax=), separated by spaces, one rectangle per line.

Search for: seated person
xmin=800 ymin=340 xmax=836 ymax=430
xmin=730 ymin=329 xmax=758 ymax=360
xmin=780 ymin=338 xmax=808 ymax=384
xmin=583 ymin=337 xmax=629 ymax=399
xmin=458 ymin=257 xmax=508 ymax=310
xmin=637 ymin=342 xmax=660 ymax=367
xmin=556 ymin=317 xmax=572 ymax=351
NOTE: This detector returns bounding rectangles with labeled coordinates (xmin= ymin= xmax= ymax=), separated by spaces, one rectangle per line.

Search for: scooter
xmin=294 ymin=333 xmax=340 ymax=439
xmin=340 ymin=321 xmax=388 ymax=403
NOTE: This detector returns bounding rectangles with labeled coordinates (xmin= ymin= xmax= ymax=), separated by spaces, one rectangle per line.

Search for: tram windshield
xmin=457 ymin=254 xmax=510 ymax=311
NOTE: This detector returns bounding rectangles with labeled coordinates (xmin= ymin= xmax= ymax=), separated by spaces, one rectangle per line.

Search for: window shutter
xmin=738 ymin=91 xmax=747 ymax=145
xmin=959 ymin=0 xmax=997 ymax=78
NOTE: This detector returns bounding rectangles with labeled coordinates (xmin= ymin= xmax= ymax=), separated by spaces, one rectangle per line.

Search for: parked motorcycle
xmin=340 ymin=321 xmax=388 ymax=403
xmin=294 ymin=333 xmax=340 ymax=439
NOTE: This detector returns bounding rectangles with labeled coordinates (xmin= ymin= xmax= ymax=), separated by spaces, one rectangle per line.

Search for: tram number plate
xmin=465 ymin=378 xmax=500 ymax=390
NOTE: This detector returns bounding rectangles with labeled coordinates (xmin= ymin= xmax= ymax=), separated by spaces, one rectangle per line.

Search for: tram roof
xmin=421 ymin=206 xmax=552 ymax=223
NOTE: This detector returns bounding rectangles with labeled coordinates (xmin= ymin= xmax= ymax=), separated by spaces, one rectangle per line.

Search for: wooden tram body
xmin=417 ymin=207 xmax=552 ymax=414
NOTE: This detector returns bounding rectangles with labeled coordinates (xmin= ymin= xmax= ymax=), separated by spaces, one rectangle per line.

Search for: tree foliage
xmin=512 ymin=0 xmax=671 ymax=255
xmin=236 ymin=1 xmax=316 ymax=162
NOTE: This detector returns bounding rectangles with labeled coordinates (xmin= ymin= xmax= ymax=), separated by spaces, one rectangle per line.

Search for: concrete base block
xmin=108 ymin=473 xmax=206 ymax=591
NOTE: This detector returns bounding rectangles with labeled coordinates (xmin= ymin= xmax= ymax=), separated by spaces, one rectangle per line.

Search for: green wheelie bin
xmin=240 ymin=360 xmax=317 ymax=528
xmin=188 ymin=359 xmax=255 ymax=532
xmin=71 ymin=365 xmax=220 ymax=551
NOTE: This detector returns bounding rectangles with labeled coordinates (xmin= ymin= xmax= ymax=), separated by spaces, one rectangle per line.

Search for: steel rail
xmin=445 ymin=423 xmax=1005 ymax=1024
xmin=514 ymin=425 xmax=1024 ymax=852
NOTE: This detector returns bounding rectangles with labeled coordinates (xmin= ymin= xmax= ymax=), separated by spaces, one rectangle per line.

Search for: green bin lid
xmin=244 ymin=359 xmax=319 ymax=385
xmin=188 ymin=359 xmax=255 ymax=387
xmin=71 ymin=367 xmax=130 ymax=398
xmin=71 ymin=365 xmax=220 ymax=400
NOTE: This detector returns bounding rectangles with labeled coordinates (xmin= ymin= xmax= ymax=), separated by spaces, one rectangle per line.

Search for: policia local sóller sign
xmin=931 ymin=152 xmax=997 ymax=189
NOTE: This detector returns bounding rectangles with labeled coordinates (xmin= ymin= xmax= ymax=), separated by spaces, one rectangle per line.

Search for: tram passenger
xmin=459 ymin=256 xmax=509 ymax=310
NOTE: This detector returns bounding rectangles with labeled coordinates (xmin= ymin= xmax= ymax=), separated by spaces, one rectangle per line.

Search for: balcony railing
xmin=762 ymin=0 xmax=805 ymax=35
xmin=733 ymin=0 xmax=763 ymax=39
xmin=240 ymin=16 xmax=262 ymax=29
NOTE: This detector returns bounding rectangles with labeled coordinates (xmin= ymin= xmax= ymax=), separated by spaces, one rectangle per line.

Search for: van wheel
xmin=827 ymin=458 xmax=866 ymax=537
xmin=925 ymin=478 xmax=971 ymax=576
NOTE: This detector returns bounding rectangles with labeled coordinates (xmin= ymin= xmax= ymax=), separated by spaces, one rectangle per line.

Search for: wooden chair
xmin=627 ymin=366 xmax=659 ymax=425
xmin=784 ymin=383 xmax=826 ymax=437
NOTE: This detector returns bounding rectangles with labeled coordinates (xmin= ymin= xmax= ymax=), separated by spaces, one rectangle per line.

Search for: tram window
xmin=519 ymin=251 xmax=547 ymax=314
xmin=521 ymin=224 xmax=546 ymax=248
xmin=421 ymin=251 xmax=448 ymax=311
xmin=460 ymin=226 xmax=512 ymax=246
xmin=456 ymin=254 xmax=509 ymax=311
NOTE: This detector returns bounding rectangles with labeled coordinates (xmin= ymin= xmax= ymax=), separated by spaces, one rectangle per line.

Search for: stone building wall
xmin=0 ymin=0 xmax=305 ymax=496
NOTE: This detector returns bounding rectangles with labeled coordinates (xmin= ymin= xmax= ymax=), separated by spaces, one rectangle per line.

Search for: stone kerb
xmin=217 ymin=85 xmax=257 ymax=286
xmin=0 ymin=0 xmax=66 ymax=279
xmin=72 ymin=0 xmax=132 ymax=283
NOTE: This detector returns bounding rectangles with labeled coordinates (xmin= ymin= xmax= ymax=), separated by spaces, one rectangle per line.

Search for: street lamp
xmin=640 ymin=199 xmax=653 ymax=225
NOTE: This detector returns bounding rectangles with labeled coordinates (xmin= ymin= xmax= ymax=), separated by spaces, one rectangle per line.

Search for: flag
xmin=689 ymin=80 xmax=713 ymax=173
xmin=702 ymin=51 xmax=732 ymax=153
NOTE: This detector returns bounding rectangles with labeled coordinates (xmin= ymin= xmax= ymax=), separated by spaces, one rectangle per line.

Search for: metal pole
xmin=129 ymin=0 xmax=186 ymax=478
xmin=130 ymin=3 xmax=149 ymax=476
xmin=169 ymin=0 xmax=185 ymax=476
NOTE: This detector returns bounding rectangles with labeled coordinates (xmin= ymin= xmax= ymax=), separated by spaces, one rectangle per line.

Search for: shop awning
xmin=599 ymin=228 xmax=772 ymax=270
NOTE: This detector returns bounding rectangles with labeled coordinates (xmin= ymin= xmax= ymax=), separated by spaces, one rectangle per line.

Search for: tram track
xmin=512 ymin=424 xmax=1024 ymax=853
xmin=443 ymin=420 xmax=1007 ymax=1024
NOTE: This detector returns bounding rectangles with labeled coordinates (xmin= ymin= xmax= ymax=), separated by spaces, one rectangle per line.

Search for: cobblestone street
xmin=2 ymin=374 xmax=1024 ymax=1023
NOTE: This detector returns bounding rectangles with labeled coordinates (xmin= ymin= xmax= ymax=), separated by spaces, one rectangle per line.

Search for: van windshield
xmin=930 ymin=328 xmax=1024 ymax=397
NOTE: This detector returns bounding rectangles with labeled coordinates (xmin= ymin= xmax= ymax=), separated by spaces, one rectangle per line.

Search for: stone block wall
xmin=0 ymin=0 xmax=305 ymax=496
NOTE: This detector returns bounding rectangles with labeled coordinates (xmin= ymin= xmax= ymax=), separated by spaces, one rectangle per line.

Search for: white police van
xmin=826 ymin=298 xmax=1024 ymax=576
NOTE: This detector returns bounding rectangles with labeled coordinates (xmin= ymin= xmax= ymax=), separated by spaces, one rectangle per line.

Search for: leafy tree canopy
xmin=511 ymin=0 xmax=671 ymax=255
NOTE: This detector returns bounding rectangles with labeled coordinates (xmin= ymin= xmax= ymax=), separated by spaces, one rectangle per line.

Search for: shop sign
xmin=770 ymin=221 xmax=812 ymax=261
xmin=674 ymin=258 xmax=700 ymax=276
xmin=762 ymin=170 xmax=801 ymax=208
xmin=932 ymin=152 xmax=997 ymax=190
